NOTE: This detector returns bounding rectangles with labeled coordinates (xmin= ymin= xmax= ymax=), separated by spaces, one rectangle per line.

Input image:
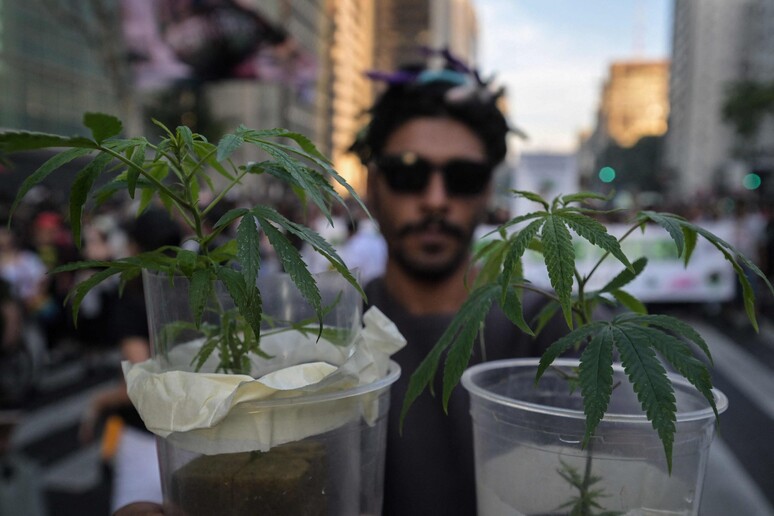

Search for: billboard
xmin=120 ymin=0 xmax=316 ymax=95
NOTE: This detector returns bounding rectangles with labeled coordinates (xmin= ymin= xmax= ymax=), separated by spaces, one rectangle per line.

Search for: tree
xmin=722 ymin=80 xmax=774 ymax=141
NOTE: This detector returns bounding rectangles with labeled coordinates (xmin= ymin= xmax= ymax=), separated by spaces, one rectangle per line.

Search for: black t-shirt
xmin=365 ymin=278 xmax=566 ymax=516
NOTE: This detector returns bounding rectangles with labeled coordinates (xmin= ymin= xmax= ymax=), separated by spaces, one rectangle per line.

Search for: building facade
xmin=600 ymin=61 xmax=670 ymax=149
xmin=664 ymin=0 xmax=774 ymax=199
xmin=0 ymin=0 xmax=117 ymax=135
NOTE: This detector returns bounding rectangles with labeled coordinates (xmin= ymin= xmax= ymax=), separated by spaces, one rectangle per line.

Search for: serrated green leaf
xmin=612 ymin=325 xmax=676 ymax=472
xmin=629 ymin=313 xmax=713 ymax=365
xmin=471 ymin=238 xmax=508 ymax=287
xmin=0 ymin=131 xmax=96 ymax=153
xmin=500 ymin=284 xmax=534 ymax=336
xmin=598 ymin=257 xmax=647 ymax=293
xmin=442 ymin=286 xmax=498 ymax=409
xmin=610 ymin=289 xmax=647 ymax=314
xmin=10 ymin=147 xmax=94 ymax=220
xmin=212 ymin=207 xmax=250 ymax=230
xmin=208 ymin=239 xmax=238 ymax=264
xmin=536 ymin=322 xmax=606 ymax=380
xmin=69 ymin=267 xmax=125 ymax=324
xmin=558 ymin=210 xmax=633 ymax=271
xmin=151 ymin=118 xmax=175 ymax=139
xmin=635 ymin=323 xmax=717 ymax=420
xmin=559 ymin=191 xmax=610 ymax=205
xmin=254 ymin=206 xmax=364 ymax=300
xmin=578 ymin=327 xmax=614 ymax=446
xmin=177 ymin=249 xmax=198 ymax=277
xmin=690 ymin=223 xmax=774 ymax=326
xmin=682 ymin=226 xmax=697 ymax=266
xmin=189 ymin=269 xmax=212 ymax=328
xmin=52 ymin=259 xmax=117 ymax=274
xmin=497 ymin=212 xmax=546 ymax=233
xmin=269 ymin=129 xmax=331 ymax=162
xmin=511 ymin=190 xmax=549 ymax=210
xmin=237 ymin=215 xmax=261 ymax=288
xmin=500 ymin=218 xmax=544 ymax=298
xmin=127 ymin=142 xmax=147 ymax=197
xmin=216 ymin=266 xmax=262 ymax=339
xmin=83 ymin=113 xmax=122 ymax=142
xmin=177 ymin=125 xmax=195 ymax=155
xmin=216 ymin=129 xmax=245 ymax=161
xmin=194 ymin=336 xmax=221 ymax=372
xmin=401 ymin=285 xmax=497 ymax=430
xmin=69 ymin=153 xmax=114 ymax=246
xmin=541 ymin=214 xmax=576 ymax=328
xmin=257 ymin=142 xmax=340 ymax=222
xmin=258 ymin=215 xmax=322 ymax=331
xmin=641 ymin=214 xmax=773 ymax=328
xmin=193 ymin=141 xmax=235 ymax=181
xmin=639 ymin=211 xmax=686 ymax=257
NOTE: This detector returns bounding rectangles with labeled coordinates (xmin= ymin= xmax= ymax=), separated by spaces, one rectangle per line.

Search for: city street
xmin=6 ymin=308 xmax=774 ymax=515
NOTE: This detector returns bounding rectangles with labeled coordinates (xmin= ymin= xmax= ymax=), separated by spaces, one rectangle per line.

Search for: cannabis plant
xmin=1 ymin=112 xmax=363 ymax=374
xmin=403 ymin=190 xmax=773 ymax=472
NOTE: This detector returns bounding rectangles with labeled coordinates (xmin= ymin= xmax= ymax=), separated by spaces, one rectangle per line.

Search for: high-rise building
xmin=599 ymin=61 xmax=670 ymax=149
xmin=373 ymin=0 xmax=478 ymax=73
xmin=578 ymin=60 xmax=669 ymax=190
xmin=664 ymin=0 xmax=774 ymax=199
xmin=325 ymin=0 xmax=376 ymax=195
xmin=0 ymin=1 xmax=117 ymax=135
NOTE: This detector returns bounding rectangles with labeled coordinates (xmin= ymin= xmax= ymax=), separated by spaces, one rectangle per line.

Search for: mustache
xmin=397 ymin=216 xmax=466 ymax=240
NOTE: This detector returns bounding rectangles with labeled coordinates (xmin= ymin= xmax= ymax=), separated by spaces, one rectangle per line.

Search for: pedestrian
xmin=350 ymin=54 xmax=565 ymax=515
xmin=79 ymin=207 xmax=182 ymax=513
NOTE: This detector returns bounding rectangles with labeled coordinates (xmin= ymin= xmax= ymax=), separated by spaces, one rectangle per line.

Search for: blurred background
xmin=0 ymin=0 xmax=772 ymax=514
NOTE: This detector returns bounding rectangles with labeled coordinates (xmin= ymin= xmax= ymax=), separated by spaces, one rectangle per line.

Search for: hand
xmin=113 ymin=502 xmax=164 ymax=515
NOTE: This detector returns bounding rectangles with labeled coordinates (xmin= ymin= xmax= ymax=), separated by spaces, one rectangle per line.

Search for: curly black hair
xmin=351 ymin=64 xmax=510 ymax=166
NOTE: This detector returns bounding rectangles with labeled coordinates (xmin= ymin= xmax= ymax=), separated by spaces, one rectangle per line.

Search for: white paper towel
xmin=123 ymin=306 xmax=405 ymax=454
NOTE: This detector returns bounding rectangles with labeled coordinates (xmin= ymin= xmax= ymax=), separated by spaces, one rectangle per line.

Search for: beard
xmin=390 ymin=215 xmax=474 ymax=282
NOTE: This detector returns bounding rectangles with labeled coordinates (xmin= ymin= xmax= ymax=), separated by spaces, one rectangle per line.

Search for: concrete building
xmin=600 ymin=61 xmax=670 ymax=149
xmin=578 ymin=60 xmax=669 ymax=189
xmin=0 ymin=1 xmax=116 ymax=135
xmin=325 ymin=0 xmax=376 ymax=195
xmin=664 ymin=0 xmax=774 ymax=199
xmin=373 ymin=0 xmax=478 ymax=73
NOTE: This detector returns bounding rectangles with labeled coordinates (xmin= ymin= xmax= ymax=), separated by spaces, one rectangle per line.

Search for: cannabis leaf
xmin=403 ymin=190 xmax=768 ymax=474
xmin=2 ymin=112 xmax=364 ymax=375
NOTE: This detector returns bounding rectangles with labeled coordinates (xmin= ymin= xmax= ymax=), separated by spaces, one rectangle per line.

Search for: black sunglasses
xmin=373 ymin=152 xmax=493 ymax=196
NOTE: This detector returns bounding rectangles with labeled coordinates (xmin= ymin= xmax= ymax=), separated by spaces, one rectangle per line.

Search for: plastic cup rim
xmin=461 ymin=357 xmax=727 ymax=423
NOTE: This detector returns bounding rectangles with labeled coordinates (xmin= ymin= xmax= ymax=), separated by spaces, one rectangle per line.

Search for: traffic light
xmin=743 ymin=173 xmax=761 ymax=190
xmin=598 ymin=166 xmax=616 ymax=183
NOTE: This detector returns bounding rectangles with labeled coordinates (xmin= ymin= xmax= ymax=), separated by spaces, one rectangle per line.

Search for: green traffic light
xmin=743 ymin=173 xmax=761 ymax=190
xmin=598 ymin=166 xmax=616 ymax=183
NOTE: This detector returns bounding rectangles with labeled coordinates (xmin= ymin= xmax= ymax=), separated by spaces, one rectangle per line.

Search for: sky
xmin=473 ymin=0 xmax=672 ymax=153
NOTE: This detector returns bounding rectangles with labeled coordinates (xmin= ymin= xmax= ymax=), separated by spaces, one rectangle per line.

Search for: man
xmin=114 ymin=58 xmax=561 ymax=516
xmin=352 ymin=59 xmax=563 ymax=515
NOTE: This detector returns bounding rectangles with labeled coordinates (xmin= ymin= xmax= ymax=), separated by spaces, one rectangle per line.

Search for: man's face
xmin=368 ymin=117 xmax=492 ymax=282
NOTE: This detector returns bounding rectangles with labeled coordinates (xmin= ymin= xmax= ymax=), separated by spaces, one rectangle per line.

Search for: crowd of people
xmin=1 ymin=55 xmax=773 ymax=515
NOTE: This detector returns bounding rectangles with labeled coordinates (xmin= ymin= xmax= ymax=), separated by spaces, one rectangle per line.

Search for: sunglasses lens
xmin=443 ymin=161 xmax=493 ymax=195
xmin=375 ymin=154 xmax=492 ymax=196
xmin=376 ymin=156 xmax=430 ymax=193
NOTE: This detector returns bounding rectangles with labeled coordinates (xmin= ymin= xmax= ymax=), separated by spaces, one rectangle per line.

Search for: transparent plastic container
xmin=462 ymin=358 xmax=727 ymax=516
xmin=140 ymin=270 xmax=399 ymax=515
